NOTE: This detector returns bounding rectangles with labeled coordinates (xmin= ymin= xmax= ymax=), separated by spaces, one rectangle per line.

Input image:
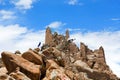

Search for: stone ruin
xmin=0 ymin=27 xmax=119 ymax=80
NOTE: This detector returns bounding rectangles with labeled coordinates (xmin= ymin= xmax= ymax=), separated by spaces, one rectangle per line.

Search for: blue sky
xmin=0 ymin=0 xmax=120 ymax=31
xmin=0 ymin=0 xmax=120 ymax=77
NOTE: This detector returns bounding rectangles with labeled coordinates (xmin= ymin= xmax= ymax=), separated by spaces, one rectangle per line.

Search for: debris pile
xmin=0 ymin=27 xmax=119 ymax=80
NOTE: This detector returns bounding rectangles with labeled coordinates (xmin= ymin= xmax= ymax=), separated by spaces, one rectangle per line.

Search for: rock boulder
xmin=1 ymin=52 xmax=41 ymax=80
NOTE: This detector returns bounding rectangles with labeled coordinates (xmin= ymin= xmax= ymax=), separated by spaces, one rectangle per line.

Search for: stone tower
xmin=45 ymin=27 xmax=53 ymax=44
xmin=98 ymin=46 xmax=106 ymax=63
xmin=65 ymin=29 xmax=69 ymax=40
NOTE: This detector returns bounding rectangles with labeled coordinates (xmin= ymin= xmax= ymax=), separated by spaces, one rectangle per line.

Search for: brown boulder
xmin=69 ymin=43 xmax=79 ymax=54
xmin=1 ymin=52 xmax=41 ymax=80
xmin=43 ymin=60 xmax=70 ymax=80
xmin=1 ymin=52 xmax=18 ymax=74
xmin=10 ymin=71 xmax=31 ymax=80
xmin=74 ymin=60 xmax=93 ymax=72
xmin=74 ymin=72 xmax=92 ymax=80
xmin=22 ymin=50 xmax=43 ymax=65
xmin=42 ymin=47 xmax=62 ymax=63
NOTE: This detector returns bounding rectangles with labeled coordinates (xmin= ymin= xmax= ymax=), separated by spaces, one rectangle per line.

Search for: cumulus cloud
xmin=0 ymin=10 xmax=16 ymax=21
xmin=11 ymin=0 xmax=36 ymax=10
xmin=46 ymin=21 xmax=66 ymax=29
xmin=0 ymin=24 xmax=45 ymax=54
xmin=68 ymin=0 xmax=78 ymax=5
xmin=70 ymin=31 xmax=120 ymax=77
xmin=68 ymin=0 xmax=83 ymax=6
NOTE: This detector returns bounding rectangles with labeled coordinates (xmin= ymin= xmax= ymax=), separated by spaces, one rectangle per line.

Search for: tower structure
xmin=45 ymin=27 xmax=53 ymax=44
xmin=65 ymin=29 xmax=69 ymax=40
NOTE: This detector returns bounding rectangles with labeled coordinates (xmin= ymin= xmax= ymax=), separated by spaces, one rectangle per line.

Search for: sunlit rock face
xmin=0 ymin=27 xmax=119 ymax=80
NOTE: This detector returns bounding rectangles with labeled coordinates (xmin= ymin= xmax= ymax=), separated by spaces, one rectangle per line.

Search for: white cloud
xmin=0 ymin=24 xmax=45 ymax=55
xmin=68 ymin=0 xmax=83 ymax=6
xmin=68 ymin=0 xmax=78 ymax=5
xmin=111 ymin=18 xmax=120 ymax=21
xmin=68 ymin=28 xmax=81 ymax=31
xmin=0 ymin=10 xmax=16 ymax=21
xmin=70 ymin=31 xmax=120 ymax=77
xmin=46 ymin=21 xmax=66 ymax=29
xmin=11 ymin=0 xmax=36 ymax=10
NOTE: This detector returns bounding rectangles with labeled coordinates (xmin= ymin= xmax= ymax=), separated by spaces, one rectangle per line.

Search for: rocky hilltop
xmin=0 ymin=27 xmax=119 ymax=80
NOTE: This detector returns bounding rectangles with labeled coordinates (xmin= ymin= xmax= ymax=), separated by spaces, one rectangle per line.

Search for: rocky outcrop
xmin=1 ymin=52 xmax=40 ymax=80
xmin=45 ymin=27 xmax=53 ymax=45
xmin=0 ymin=27 xmax=119 ymax=80
xmin=43 ymin=60 xmax=71 ymax=80
xmin=65 ymin=29 xmax=69 ymax=40
xmin=22 ymin=49 xmax=43 ymax=65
